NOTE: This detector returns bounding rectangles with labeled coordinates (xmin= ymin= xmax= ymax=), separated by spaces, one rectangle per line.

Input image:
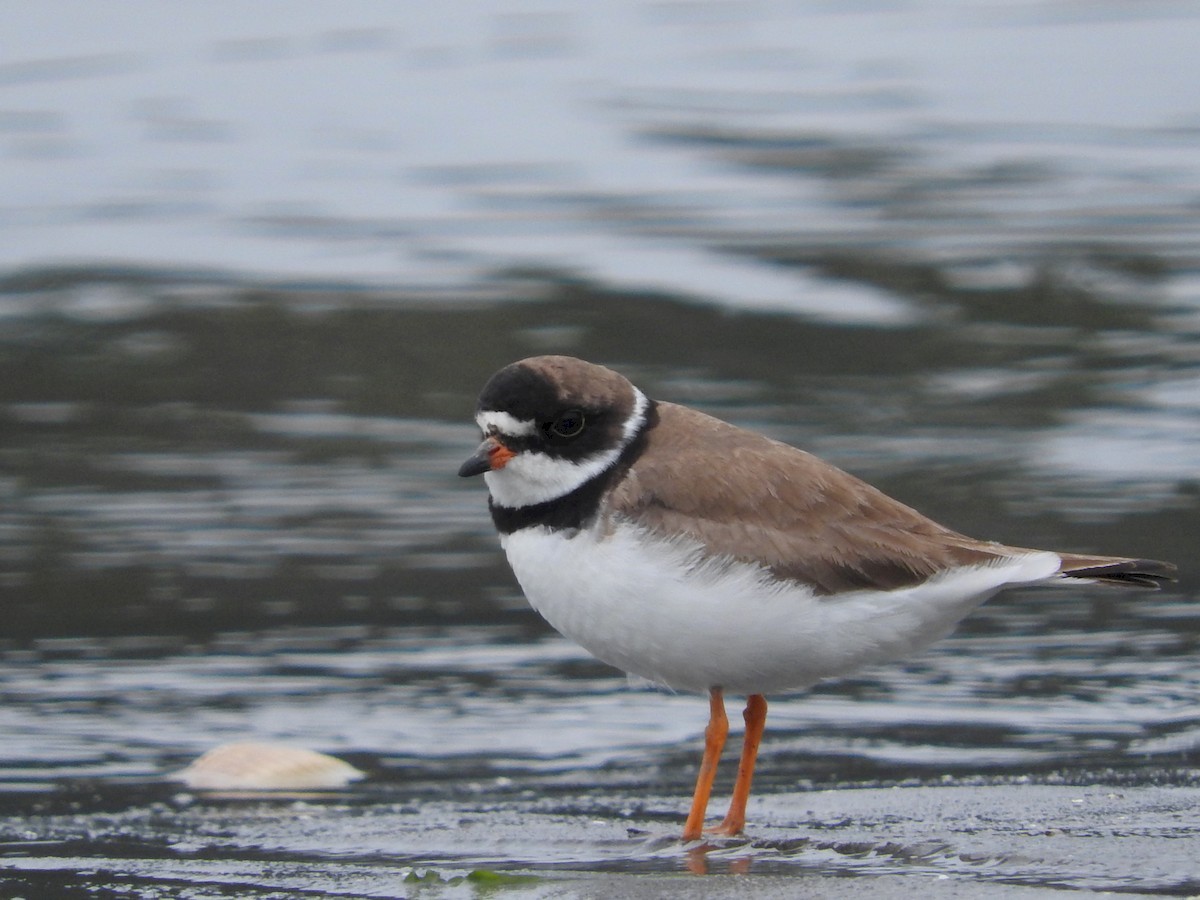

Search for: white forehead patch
xmin=476 ymin=410 xmax=537 ymax=438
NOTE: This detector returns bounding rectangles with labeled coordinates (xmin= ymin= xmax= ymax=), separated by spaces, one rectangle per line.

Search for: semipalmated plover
xmin=459 ymin=355 xmax=1176 ymax=841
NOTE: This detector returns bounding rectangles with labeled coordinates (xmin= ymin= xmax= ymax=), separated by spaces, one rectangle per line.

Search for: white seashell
xmin=174 ymin=742 xmax=365 ymax=790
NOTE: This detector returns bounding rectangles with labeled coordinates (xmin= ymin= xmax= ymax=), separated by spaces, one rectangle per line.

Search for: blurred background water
xmin=1 ymin=2 xmax=1199 ymax=896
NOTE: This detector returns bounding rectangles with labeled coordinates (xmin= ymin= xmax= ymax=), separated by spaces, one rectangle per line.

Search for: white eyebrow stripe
xmin=477 ymin=410 xmax=537 ymax=437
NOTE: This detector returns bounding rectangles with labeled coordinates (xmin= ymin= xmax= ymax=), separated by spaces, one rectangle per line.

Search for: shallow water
xmin=2 ymin=2 xmax=1200 ymax=897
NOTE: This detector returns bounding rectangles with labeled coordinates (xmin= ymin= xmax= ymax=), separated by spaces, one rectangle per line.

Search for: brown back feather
xmin=607 ymin=402 xmax=1176 ymax=595
xmin=608 ymin=403 xmax=1020 ymax=595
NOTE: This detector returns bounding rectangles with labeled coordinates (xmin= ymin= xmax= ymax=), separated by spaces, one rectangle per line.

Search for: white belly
xmin=501 ymin=522 xmax=1061 ymax=695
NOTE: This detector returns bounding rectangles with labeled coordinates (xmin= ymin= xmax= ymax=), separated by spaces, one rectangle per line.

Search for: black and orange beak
xmin=457 ymin=436 xmax=516 ymax=477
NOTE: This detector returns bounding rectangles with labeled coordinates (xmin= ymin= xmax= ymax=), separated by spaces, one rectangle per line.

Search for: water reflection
xmin=2 ymin=276 xmax=1193 ymax=630
xmin=2 ymin=590 xmax=1196 ymax=784
xmin=0 ymin=286 xmax=1195 ymax=895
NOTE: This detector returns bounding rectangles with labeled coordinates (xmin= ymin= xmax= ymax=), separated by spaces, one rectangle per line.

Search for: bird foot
xmin=704 ymin=820 xmax=745 ymax=837
xmin=681 ymin=821 xmax=744 ymax=843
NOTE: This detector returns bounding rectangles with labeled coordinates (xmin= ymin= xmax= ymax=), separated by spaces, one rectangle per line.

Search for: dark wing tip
xmin=1060 ymin=557 xmax=1178 ymax=590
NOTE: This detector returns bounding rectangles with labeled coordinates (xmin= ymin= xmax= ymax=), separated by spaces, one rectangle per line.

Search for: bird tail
xmin=1056 ymin=553 xmax=1177 ymax=589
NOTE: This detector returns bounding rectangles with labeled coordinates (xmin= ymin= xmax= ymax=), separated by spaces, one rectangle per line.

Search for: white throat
xmin=483 ymin=388 xmax=649 ymax=509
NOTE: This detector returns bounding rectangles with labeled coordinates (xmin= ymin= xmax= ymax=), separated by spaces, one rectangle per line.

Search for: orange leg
xmin=681 ymin=687 xmax=728 ymax=841
xmin=711 ymin=694 xmax=768 ymax=836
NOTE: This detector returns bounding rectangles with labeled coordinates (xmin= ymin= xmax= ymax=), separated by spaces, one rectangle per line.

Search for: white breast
xmin=501 ymin=521 xmax=1062 ymax=695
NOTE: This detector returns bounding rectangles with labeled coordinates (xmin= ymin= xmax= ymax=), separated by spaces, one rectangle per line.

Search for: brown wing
xmin=606 ymin=402 xmax=1020 ymax=596
xmin=607 ymin=403 xmax=1175 ymax=594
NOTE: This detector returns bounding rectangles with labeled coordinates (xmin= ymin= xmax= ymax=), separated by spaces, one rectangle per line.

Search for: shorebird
xmin=459 ymin=355 xmax=1176 ymax=840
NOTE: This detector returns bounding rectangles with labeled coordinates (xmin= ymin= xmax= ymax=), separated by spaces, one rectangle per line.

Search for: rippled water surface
xmin=2 ymin=2 xmax=1199 ymax=897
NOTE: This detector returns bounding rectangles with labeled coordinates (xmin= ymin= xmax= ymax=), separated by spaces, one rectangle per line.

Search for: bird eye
xmin=548 ymin=409 xmax=585 ymax=439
